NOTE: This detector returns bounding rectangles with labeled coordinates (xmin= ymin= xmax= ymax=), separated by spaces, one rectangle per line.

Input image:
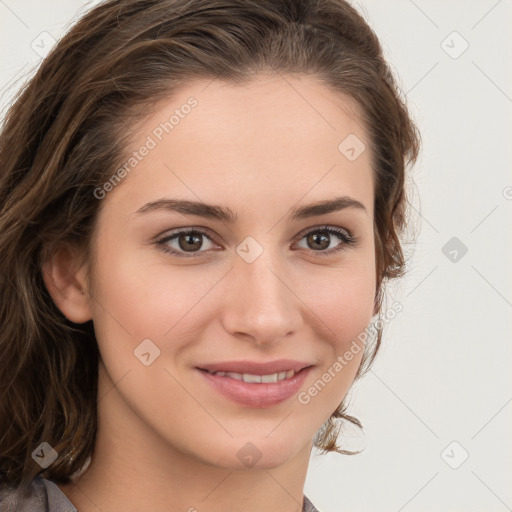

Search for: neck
xmin=58 ymin=364 xmax=312 ymax=512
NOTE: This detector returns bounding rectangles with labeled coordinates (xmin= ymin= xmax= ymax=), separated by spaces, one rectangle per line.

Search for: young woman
xmin=0 ymin=1 xmax=420 ymax=511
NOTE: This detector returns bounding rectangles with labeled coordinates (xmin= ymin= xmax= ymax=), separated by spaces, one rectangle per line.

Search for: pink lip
xmin=196 ymin=362 xmax=313 ymax=408
xmin=197 ymin=359 xmax=311 ymax=375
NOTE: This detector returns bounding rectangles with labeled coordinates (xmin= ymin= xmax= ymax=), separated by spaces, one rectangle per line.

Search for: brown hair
xmin=0 ymin=0 xmax=420 ymax=488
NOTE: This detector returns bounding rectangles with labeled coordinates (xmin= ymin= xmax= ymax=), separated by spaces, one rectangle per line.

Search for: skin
xmin=44 ymin=73 xmax=377 ymax=512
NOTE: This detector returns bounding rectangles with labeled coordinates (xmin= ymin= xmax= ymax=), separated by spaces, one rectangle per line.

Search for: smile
xmin=196 ymin=363 xmax=313 ymax=408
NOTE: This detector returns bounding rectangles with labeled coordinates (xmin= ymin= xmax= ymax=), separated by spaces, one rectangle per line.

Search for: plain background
xmin=1 ymin=1 xmax=511 ymax=511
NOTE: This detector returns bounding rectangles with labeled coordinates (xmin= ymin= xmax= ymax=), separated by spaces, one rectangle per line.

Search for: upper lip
xmin=197 ymin=359 xmax=312 ymax=375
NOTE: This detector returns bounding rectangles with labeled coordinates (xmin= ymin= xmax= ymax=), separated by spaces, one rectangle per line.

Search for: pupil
xmin=179 ymin=232 xmax=202 ymax=251
xmin=309 ymin=232 xmax=329 ymax=250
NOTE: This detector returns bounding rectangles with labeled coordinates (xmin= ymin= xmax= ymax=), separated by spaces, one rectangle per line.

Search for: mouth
xmin=195 ymin=360 xmax=314 ymax=407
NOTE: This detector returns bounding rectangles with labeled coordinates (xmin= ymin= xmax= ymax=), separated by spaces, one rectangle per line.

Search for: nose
xmin=220 ymin=247 xmax=303 ymax=347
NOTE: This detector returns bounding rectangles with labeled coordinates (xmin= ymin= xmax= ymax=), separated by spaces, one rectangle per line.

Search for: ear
xmin=41 ymin=245 xmax=93 ymax=324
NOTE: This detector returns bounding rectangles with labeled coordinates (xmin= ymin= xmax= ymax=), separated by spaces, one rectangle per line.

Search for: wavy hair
xmin=0 ymin=0 xmax=420 ymax=488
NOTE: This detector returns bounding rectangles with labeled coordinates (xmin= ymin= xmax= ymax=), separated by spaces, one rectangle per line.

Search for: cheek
xmin=91 ymin=242 xmax=194 ymax=326
xmin=88 ymin=243 xmax=226 ymax=368
xmin=295 ymin=259 xmax=376 ymax=399
xmin=91 ymin=236 xmax=376 ymax=354
xmin=302 ymin=262 xmax=376 ymax=344
xmin=292 ymin=263 xmax=376 ymax=431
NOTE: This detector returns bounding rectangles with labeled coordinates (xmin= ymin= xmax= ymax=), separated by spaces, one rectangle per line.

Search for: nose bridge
xmin=221 ymin=243 xmax=302 ymax=345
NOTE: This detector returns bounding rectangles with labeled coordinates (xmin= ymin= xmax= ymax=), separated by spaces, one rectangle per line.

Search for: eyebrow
xmin=134 ymin=195 xmax=367 ymax=222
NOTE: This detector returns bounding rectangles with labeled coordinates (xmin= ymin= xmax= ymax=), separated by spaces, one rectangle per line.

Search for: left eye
xmin=294 ymin=226 xmax=355 ymax=254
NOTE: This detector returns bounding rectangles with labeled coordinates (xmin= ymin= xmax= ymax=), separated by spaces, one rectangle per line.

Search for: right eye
xmin=155 ymin=228 xmax=220 ymax=258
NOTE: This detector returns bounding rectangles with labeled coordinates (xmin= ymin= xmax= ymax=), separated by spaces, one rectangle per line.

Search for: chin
xmin=202 ymin=436 xmax=308 ymax=471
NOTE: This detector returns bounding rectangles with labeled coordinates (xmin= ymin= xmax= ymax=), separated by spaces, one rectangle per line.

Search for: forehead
xmin=104 ymin=74 xmax=374 ymax=219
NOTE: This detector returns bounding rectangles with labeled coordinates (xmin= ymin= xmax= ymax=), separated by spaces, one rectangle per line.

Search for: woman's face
xmin=84 ymin=74 xmax=376 ymax=469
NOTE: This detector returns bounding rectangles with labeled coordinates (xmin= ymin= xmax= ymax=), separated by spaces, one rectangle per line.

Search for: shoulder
xmin=303 ymin=494 xmax=322 ymax=512
xmin=1 ymin=476 xmax=317 ymax=512
xmin=0 ymin=476 xmax=77 ymax=512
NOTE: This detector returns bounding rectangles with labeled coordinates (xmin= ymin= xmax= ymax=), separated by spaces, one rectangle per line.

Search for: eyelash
xmin=155 ymin=225 xmax=357 ymax=259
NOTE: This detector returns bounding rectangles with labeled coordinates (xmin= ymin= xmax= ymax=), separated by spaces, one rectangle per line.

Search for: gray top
xmin=0 ymin=477 xmax=77 ymax=511
xmin=0 ymin=476 xmax=321 ymax=511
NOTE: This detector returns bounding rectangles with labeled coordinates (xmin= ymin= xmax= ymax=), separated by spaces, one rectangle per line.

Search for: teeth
xmin=243 ymin=374 xmax=262 ymax=383
xmin=210 ymin=370 xmax=296 ymax=382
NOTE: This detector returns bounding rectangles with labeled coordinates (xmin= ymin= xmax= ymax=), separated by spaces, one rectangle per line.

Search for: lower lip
xmin=197 ymin=367 xmax=313 ymax=408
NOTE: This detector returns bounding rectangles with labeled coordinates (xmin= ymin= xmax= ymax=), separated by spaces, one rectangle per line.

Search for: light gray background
xmin=1 ymin=1 xmax=511 ymax=511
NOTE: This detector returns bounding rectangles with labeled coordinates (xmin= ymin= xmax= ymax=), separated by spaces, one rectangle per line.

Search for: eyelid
xmin=156 ymin=225 xmax=219 ymax=242
xmin=295 ymin=224 xmax=353 ymax=240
